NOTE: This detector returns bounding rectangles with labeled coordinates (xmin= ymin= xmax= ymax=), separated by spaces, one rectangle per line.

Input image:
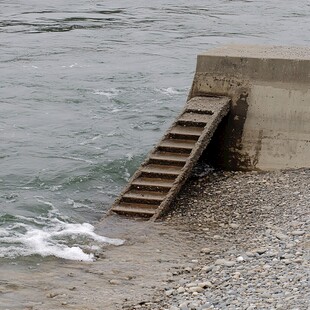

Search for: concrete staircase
xmin=110 ymin=96 xmax=231 ymax=220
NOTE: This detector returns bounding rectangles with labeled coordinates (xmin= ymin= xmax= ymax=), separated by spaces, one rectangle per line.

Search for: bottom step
xmin=112 ymin=203 xmax=157 ymax=217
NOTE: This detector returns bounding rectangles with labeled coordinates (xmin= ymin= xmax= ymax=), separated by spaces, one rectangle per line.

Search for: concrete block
xmin=190 ymin=44 xmax=310 ymax=170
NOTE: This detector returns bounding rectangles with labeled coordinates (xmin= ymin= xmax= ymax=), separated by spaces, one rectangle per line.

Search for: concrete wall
xmin=189 ymin=44 xmax=310 ymax=171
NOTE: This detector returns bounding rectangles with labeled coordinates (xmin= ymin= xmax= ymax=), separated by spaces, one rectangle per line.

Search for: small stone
xmin=255 ymin=248 xmax=268 ymax=255
xmin=46 ymin=292 xmax=59 ymax=298
xmin=179 ymin=302 xmax=189 ymax=310
xmin=109 ymin=279 xmax=121 ymax=285
xmin=200 ymin=247 xmax=211 ymax=254
xmin=215 ymin=259 xmax=236 ymax=267
xmin=229 ymin=223 xmax=240 ymax=229
xmin=233 ymin=272 xmax=241 ymax=279
xmin=186 ymin=282 xmax=197 ymax=288
xmin=201 ymin=265 xmax=214 ymax=272
xmin=236 ymin=256 xmax=244 ymax=262
xmin=177 ymin=287 xmax=185 ymax=294
xmin=275 ymin=232 xmax=289 ymax=240
xmin=291 ymin=230 xmax=305 ymax=236
xmin=198 ymin=281 xmax=212 ymax=288
xmin=188 ymin=286 xmax=204 ymax=293
xmin=165 ymin=289 xmax=174 ymax=296
xmin=184 ymin=267 xmax=192 ymax=272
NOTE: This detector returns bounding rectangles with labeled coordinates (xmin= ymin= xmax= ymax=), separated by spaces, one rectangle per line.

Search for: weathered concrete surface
xmin=189 ymin=44 xmax=310 ymax=170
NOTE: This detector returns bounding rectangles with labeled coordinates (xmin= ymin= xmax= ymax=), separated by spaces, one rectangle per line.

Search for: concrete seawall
xmin=189 ymin=44 xmax=310 ymax=170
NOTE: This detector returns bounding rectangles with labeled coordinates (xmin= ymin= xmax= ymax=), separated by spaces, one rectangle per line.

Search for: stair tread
xmin=112 ymin=205 xmax=156 ymax=215
xmin=132 ymin=177 xmax=174 ymax=188
xmin=159 ymin=139 xmax=196 ymax=149
xmin=141 ymin=164 xmax=182 ymax=175
xmin=123 ymin=190 xmax=166 ymax=200
xmin=178 ymin=112 xmax=213 ymax=124
xmin=170 ymin=125 xmax=203 ymax=136
xmin=150 ymin=152 xmax=189 ymax=162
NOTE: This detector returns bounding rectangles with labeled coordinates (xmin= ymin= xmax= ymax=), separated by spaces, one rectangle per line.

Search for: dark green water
xmin=0 ymin=0 xmax=309 ymax=260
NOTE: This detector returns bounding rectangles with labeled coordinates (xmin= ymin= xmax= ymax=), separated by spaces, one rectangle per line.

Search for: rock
xmin=177 ymin=287 xmax=185 ymax=294
xmin=213 ymin=235 xmax=221 ymax=239
xmin=214 ymin=259 xmax=236 ymax=267
xmin=254 ymin=248 xmax=268 ymax=255
xmin=188 ymin=286 xmax=204 ymax=293
xmin=201 ymin=265 xmax=214 ymax=272
xmin=229 ymin=223 xmax=240 ymax=229
xmin=179 ymin=302 xmax=189 ymax=310
xmin=200 ymin=247 xmax=211 ymax=254
xmin=291 ymin=230 xmax=305 ymax=236
xmin=186 ymin=282 xmax=198 ymax=288
xmin=46 ymin=292 xmax=59 ymax=298
xmin=236 ymin=256 xmax=244 ymax=262
xmin=165 ymin=289 xmax=174 ymax=296
xmin=198 ymin=281 xmax=212 ymax=288
xmin=275 ymin=232 xmax=289 ymax=240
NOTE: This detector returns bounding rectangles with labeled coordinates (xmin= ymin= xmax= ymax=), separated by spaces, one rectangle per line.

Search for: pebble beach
xmin=126 ymin=167 xmax=310 ymax=310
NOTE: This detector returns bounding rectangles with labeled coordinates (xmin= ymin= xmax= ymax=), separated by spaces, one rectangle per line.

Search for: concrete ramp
xmin=110 ymin=96 xmax=231 ymax=220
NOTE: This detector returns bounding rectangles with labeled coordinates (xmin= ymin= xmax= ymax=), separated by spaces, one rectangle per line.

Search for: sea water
xmin=0 ymin=0 xmax=309 ymax=261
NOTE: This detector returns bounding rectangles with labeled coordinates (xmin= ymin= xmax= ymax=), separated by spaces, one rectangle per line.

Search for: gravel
xmin=125 ymin=167 xmax=310 ymax=310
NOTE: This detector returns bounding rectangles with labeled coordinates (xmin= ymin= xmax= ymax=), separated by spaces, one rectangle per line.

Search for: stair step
xmin=169 ymin=126 xmax=202 ymax=140
xmin=170 ymin=125 xmax=203 ymax=136
xmin=122 ymin=190 xmax=166 ymax=204
xmin=159 ymin=139 xmax=196 ymax=152
xmin=132 ymin=177 xmax=174 ymax=190
xmin=140 ymin=164 xmax=182 ymax=176
xmin=112 ymin=204 xmax=156 ymax=216
xmin=178 ymin=112 xmax=212 ymax=126
xmin=149 ymin=151 xmax=189 ymax=164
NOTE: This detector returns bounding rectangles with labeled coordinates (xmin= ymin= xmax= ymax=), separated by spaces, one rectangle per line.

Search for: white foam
xmin=0 ymin=215 xmax=124 ymax=262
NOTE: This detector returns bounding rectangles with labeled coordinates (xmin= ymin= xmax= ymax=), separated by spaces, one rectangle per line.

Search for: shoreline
xmin=0 ymin=167 xmax=309 ymax=309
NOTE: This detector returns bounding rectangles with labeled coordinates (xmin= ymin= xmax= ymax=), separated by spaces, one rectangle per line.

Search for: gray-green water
xmin=1 ymin=0 xmax=309 ymax=260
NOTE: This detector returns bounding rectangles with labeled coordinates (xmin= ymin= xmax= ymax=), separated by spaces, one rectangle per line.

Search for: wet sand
xmin=0 ymin=217 xmax=204 ymax=310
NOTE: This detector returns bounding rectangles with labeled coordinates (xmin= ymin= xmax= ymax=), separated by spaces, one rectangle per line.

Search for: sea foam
xmin=0 ymin=203 xmax=124 ymax=262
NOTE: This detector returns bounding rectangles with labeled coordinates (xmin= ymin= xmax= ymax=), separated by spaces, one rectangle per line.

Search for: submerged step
xmin=110 ymin=96 xmax=231 ymax=219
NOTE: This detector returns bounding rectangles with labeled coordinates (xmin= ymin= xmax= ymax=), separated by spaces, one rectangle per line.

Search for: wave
xmin=0 ymin=201 xmax=124 ymax=262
